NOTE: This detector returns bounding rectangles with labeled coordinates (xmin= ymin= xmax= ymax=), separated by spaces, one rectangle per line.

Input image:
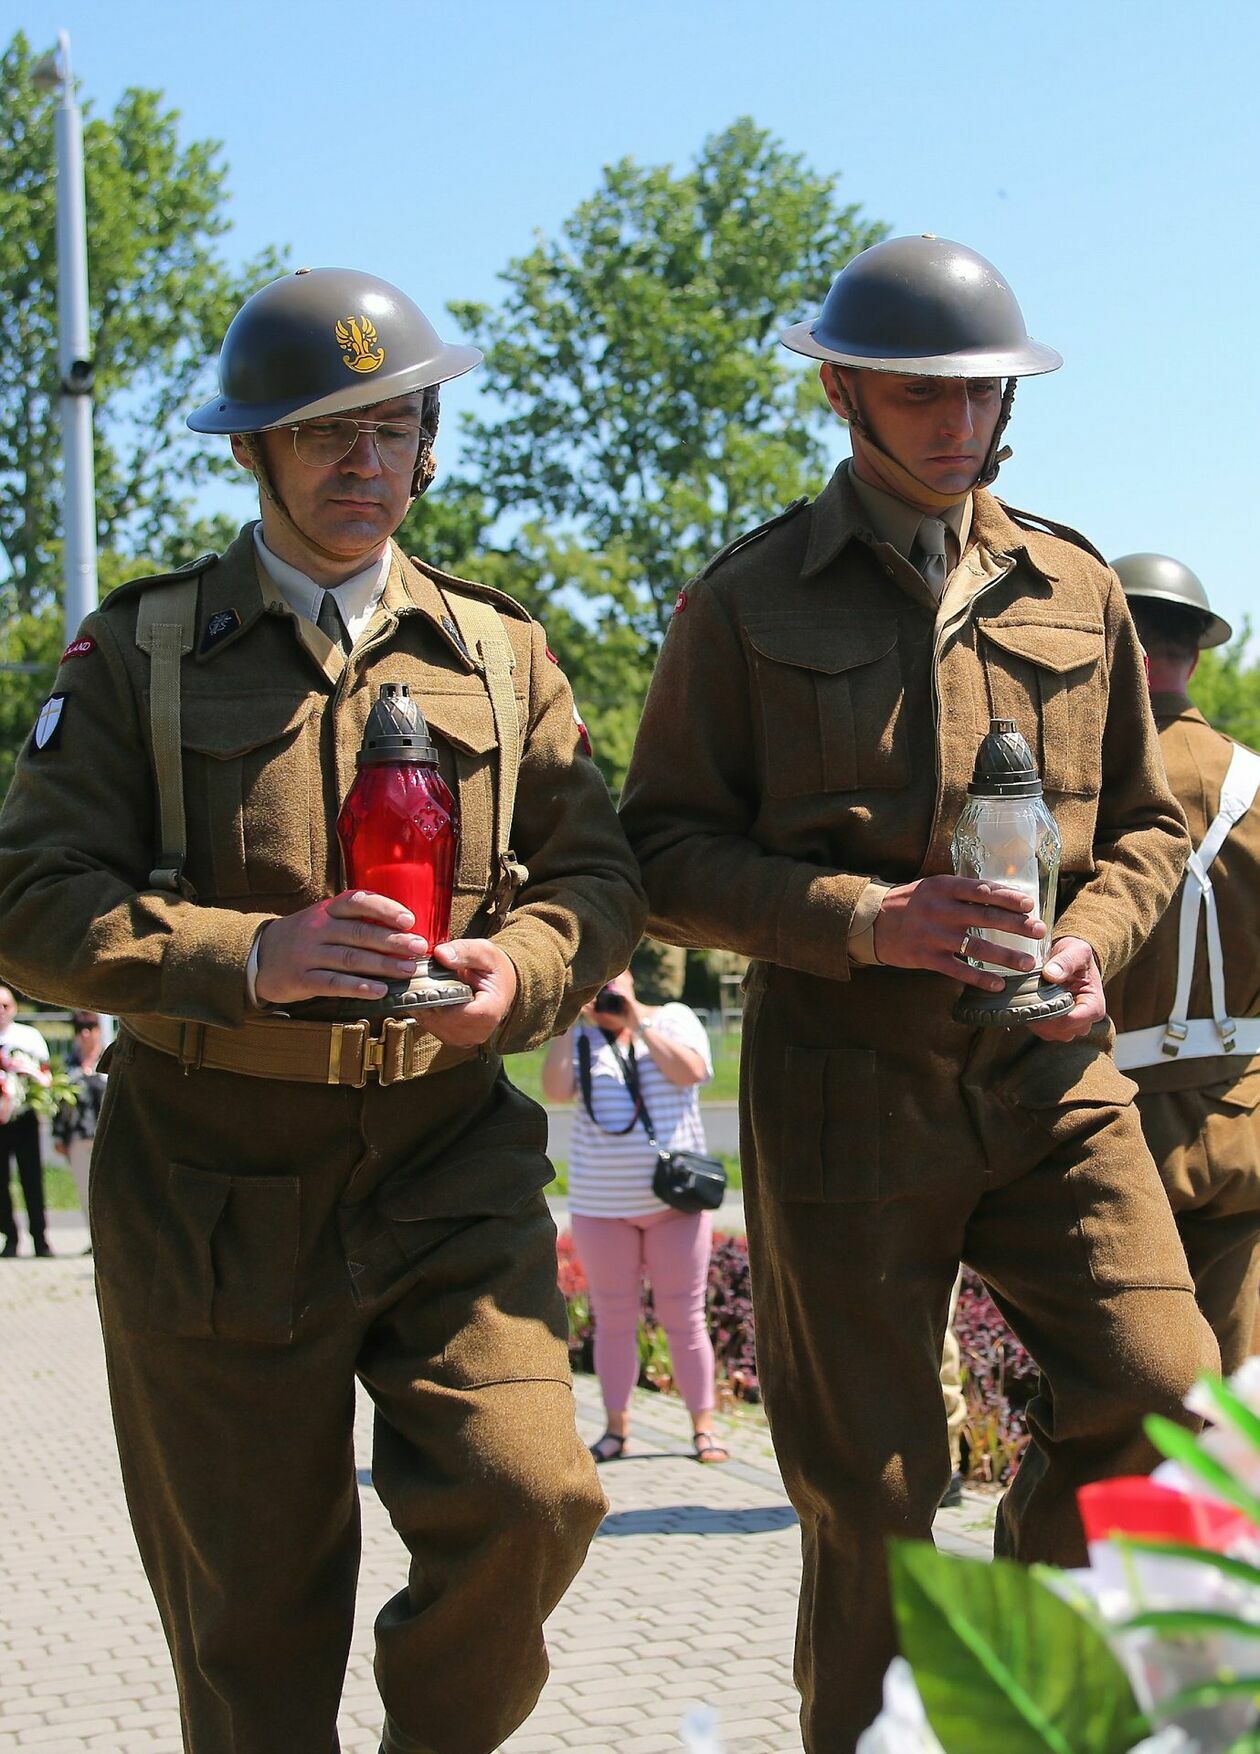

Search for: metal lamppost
xmin=32 ymin=32 xmax=98 ymax=643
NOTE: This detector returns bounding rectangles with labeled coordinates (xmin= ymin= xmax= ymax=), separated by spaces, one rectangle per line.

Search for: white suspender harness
xmin=1114 ymin=742 xmax=1260 ymax=1069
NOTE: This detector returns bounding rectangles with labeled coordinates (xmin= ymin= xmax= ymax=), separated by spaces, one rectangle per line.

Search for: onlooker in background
xmin=52 ymin=1012 xmax=106 ymax=1249
xmin=542 ymin=969 xmax=728 ymax=1463
xmin=0 ymin=984 xmax=52 ymax=1258
xmin=1107 ymin=555 xmax=1260 ymax=1374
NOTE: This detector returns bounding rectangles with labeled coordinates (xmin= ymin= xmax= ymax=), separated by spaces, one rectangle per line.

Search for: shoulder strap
xmin=134 ymin=578 xmax=201 ymax=896
xmin=576 ymin=1030 xmax=652 ymax=1138
xmin=437 ymin=586 xmax=527 ymax=917
xmin=993 ymin=500 xmax=1107 ymax=565
xmin=1116 ymin=741 xmax=1260 ymax=1064
xmin=697 ymin=498 xmax=809 ymax=582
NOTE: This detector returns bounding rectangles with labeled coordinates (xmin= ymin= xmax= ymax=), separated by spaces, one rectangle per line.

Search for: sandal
xmin=693 ymin=1432 xmax=730 ymax=1465
xmin=589 ymin=1430 xmax=628 ymax=1464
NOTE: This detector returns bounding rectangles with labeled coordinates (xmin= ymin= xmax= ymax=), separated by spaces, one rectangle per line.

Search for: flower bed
xmin=556 ymin=1241 xmax=1033 ymax=1467
xmin=955 ymin=1267 xmax=1035 ymax=1485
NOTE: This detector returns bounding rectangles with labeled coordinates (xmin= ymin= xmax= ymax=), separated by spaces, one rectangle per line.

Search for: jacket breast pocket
xmin=976 ymin=619 xmax=1105 ymax=799
xmin=179 ymin=691 xmax=318 ymax=897
xmin=775 ymin=1045 xmax=880 ymax=1203
xmin=745 ymin=615 xmax=909 ymax=798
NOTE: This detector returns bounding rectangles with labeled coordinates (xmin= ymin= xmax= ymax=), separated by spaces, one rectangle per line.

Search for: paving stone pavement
xmin=0 ymin=1217 xmax=995 ymax=1752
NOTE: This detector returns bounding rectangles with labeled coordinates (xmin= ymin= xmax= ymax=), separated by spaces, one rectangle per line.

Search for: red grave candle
xmin=337 ymin=683 xmax=459 ymax=962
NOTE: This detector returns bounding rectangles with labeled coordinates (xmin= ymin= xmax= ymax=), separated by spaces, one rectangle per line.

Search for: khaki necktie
xmin=912 ymin=517 xmax=949 ymax=599
xmin=315 ymin=590 xmax=350 ymax=655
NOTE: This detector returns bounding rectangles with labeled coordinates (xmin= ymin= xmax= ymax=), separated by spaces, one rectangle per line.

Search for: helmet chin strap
xmin=829 ymin=370 xmax=1017 ymax=512
xmin=238 ymin=387 xmax=442 ymax=570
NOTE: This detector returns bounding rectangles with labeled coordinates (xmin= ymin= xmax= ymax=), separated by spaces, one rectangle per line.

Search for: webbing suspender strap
xmin=438 ymin=589 xmax=528 ymax=916
xmin=1114 ymin=741 xmax=1260 ymax=1069
xmin=134 ymin=579 xmax=200 ymax=896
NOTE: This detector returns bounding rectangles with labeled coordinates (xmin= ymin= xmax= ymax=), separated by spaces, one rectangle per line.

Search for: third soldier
xmin=1107 ymin=553 xmax=1260 ymax=1374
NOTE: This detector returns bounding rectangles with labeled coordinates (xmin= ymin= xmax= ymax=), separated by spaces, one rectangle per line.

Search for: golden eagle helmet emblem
xmin=335 ymin=315 xmax=386 ymax=374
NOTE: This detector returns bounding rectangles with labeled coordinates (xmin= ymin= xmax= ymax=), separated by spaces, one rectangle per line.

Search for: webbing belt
xmin=1114 ymin=741 xmax=1260 ymax=1068
xmin=122 ymin=1012 xmax=474 ymax=1086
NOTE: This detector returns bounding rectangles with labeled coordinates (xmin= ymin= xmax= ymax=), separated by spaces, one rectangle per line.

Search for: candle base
xmin=952 ymin=970 xmax=1076 ymax=1029
xmin=302 ymin=958 xmax=472 ymax=1022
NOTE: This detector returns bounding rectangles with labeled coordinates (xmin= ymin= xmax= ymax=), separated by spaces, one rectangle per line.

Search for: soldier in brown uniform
xmin=1106 ymin=554 xmax=1260 ymax=1374
xmin=619 ymin=236 xmax=1215 ymax=1753
xmin=0 ymin=269 xmax=645 ymax=1754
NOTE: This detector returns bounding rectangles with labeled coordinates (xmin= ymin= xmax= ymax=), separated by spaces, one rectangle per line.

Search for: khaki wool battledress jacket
xmin=1107 ymin=694 xmax=1260 ymax=1094
xmin=621 ymin=463 xmax=1190 ymax=1119
xmin=1105 ymin=694 xmax=1260 ymax=1372
xmin=0 ymin=525 xmax=644 ymax=1211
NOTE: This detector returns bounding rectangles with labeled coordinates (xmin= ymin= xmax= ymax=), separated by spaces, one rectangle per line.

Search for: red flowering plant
xmin=955 ymin=1268 xmax=1036 ymax=1485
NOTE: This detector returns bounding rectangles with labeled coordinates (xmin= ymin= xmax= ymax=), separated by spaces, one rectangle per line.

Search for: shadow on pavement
xmin=597 ymin=1503 xmax=798 ymax=1537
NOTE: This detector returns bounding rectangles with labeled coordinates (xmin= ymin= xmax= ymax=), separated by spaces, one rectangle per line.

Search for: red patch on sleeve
xmin=60 ymin=636 xmax=96 ymax=663
xmin=573 ymin=705 xmax=593 ymax=757
xmin=673 ymin=589 xmax=688 ymax=616
xmin=545 ymin=645 xmax=559 ymax=665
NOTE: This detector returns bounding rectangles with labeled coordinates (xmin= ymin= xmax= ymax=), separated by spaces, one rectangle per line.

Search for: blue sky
xmin=23 ymin=0 xmax=1260 ymax=635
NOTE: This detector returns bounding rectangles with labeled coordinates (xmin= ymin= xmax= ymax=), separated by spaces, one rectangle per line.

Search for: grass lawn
xmin=504 ymin=1027 xmax=743 ymax=1106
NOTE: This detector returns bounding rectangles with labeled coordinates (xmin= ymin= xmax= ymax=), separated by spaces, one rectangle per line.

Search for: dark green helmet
xmin=187 ymin=267 xmax=481 ymax=434
xmin=780 ymin=235 xmax=1061 ymax=378
xmin=1111 ymin=553 xmax=1232 ymax=649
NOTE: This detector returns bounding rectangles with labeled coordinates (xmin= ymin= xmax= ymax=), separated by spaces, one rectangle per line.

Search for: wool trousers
xmin=1138 ymin=1082 xmax=1260 ymax=1375
xmin=740 ymin=975 xmax=1217 ymax=1754
xmin=92 ymin=1033 xmax=605 ymax=1754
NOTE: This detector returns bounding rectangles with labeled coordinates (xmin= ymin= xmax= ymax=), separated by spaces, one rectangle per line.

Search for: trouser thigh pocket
xmin=147 ymin=1164 xmax=302 ymax=1344
xmin=774 ymin=1046 xmax=880 ymax=1203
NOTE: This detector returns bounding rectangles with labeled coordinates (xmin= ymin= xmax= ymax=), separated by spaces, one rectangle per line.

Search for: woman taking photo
xmin=542 ymin=969 xmax=728 ymax=1464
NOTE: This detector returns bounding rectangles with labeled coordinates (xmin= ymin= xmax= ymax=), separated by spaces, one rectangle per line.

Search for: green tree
xmin=436 ymin=118 xmax=885 ymax=789
xmin=1191 ymin=624 xmax=1260 ymax=749
xmin=0 ymin=29 xmax=282 ymax=787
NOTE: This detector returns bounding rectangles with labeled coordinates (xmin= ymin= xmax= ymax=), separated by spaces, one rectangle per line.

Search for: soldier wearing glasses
xmin=0 ymin=268 xmax=645 ymax=1754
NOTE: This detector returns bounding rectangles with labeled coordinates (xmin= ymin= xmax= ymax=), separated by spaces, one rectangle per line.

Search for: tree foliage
xmin=429 ymin=118 xmax=885 ymax=789
xmin=0 ymin=30 xmax=282 ymax=618
xmin=1191 ymin=623 xmax=1260 ymax=750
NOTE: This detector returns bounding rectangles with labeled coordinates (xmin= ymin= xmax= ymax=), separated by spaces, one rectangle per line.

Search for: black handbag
xmin=576 ymin=1029 xmax=727 ymax=1215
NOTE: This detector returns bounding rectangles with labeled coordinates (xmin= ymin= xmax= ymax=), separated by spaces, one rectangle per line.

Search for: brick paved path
xmin=0 ymin=1220 xmax=994 ymax=1752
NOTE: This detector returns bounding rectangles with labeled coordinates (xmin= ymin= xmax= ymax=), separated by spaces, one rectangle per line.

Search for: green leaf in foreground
xmin=1144 ymin=1414 xmax=1260 ymax=1525
xmin=1120 ymin=1608 xmax=1260 ymax=1638
xmin=890 ymin=1541 xmax=1148 ymax=1754
xmin=1112 ymin=1537 xmax=1260 ymax=1594
xmin=1199 ymin=1377 xmax=1260 ymax=1456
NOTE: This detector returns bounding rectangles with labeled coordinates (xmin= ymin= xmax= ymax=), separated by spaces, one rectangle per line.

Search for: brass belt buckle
xmin=328 ymin=1020 xmax=376 ymax=1087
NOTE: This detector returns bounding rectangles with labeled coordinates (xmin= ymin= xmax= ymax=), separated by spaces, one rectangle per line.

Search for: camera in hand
xmin=594 ymin=985 xmax=626 ymax=1015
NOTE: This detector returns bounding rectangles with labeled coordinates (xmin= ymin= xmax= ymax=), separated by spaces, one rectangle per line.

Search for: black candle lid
xmin=967 ymin=717 xmax=1043 ymax=798
xmin=357 ymin=683 xmax=437 ymax=765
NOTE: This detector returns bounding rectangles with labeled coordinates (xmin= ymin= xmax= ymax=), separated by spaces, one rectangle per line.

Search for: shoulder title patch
xmin=60 ymin=636 xmax=96 ymax=663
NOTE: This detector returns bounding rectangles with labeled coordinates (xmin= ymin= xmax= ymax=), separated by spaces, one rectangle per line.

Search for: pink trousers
xmin=570 ymin=1208 xmax=717 ymax=1417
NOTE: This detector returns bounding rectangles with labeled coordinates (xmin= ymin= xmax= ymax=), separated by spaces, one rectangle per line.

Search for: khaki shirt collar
xmin=194 ymin=524 xmax=475 ymax=675
xmin=802 ymin=463 xmax=1057 ymax=585
xmin=847 ymin=468 xmax=972 ymax=564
